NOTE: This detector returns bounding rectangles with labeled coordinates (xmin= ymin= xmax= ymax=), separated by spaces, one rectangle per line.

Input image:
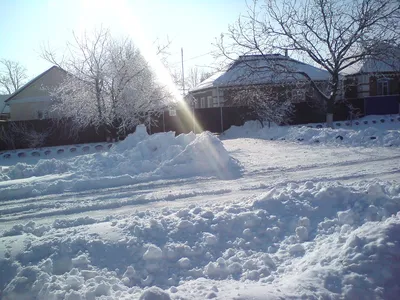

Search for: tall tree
xmin=217 ymin=0 xmax=400 ymax=126
xmin=0 ymin=59 xmax=28 ymax=94
xmin=42 ymin=28 xmax=170 ymax=136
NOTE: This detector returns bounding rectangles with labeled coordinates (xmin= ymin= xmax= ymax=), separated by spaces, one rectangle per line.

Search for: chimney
xmin=284 ymin=49 xmax=288 ymax=57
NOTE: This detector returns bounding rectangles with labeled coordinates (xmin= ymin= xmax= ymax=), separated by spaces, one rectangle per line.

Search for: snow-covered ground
xmin=223 ymin=115 xmax=400 ymax=147
xmin=1 ymin=121 xmax=400 ymax=299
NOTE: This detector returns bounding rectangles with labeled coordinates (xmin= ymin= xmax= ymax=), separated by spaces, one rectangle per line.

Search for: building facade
xmin=4 ymin=66 xmax=67 ymax=121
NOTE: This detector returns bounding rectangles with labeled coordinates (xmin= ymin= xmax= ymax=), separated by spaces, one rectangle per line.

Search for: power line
xmin=170 ymin=51 xmax=213 ymax=66
xmin=183 ymin=51 xmax=213 ymax=62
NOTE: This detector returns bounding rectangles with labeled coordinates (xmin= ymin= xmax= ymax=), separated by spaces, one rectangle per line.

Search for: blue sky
xmin=0 ymin=0 xmax=248 ymax=79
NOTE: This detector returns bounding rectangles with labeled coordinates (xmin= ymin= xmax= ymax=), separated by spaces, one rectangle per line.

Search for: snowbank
xmin=1 ymin=180 xmax=400 ymax=299
xmin=224 ymin=116 xmax=400 ymax=147
xmin=0 ymin=126 xmax=241 ymax=200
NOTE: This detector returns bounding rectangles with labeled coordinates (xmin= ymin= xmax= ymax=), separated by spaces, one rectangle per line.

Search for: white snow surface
xmin=0 ymin=125 xmax=241 ymax=200
xmin=223 ymin=115 xmax=400 ymax=147
xmin=1 ymin=181 xmax=400 ymax=299
xmin=1 ymin=121 xmax=400 ymax=299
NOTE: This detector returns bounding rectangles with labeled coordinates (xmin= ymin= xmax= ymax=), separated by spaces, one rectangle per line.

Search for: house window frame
xmin=377 ymin=79 xmax=390 ymax=96
xmin=193 ymin=97 xmax=200 ymax=108
xmin=207 ymin=96 xmax=213 ymax=108
xmin=37 ymin=110 xmax=49 ymax=120
xmin=37 ymin=110 xmax=44 ymax=120
xmin=200 ymin=97 xmax=206 ymax=108
xmin=213 ymin=96 xmax=219 ymax=107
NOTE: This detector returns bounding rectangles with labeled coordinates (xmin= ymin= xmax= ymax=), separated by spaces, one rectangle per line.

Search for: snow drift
xmin=1 ymin=180 xmax=400 ymax=299
xmin=223 ymin=116 xmax=400 ymax=147
xmin=0 ymin=126 xmax=241 ymax=200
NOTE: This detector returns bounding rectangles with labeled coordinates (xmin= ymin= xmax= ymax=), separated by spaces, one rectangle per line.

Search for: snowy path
xmin=1 ymin=139 xmax=399 ymax=226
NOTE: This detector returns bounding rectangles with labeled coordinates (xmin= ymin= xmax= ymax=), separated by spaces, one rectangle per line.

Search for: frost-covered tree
xmin=168 ymin=66 xmax=214 ymax=94
xmin=217 ymin=0 xmax=400 ymax=127
xmin=0 ymin=122 xmax=52 ymax=149
xmin=0 ymin=59 xmax=27 ymax=94
xmin=42 ymin=28 xmax=171 ymax=136
xmin=230 ymin=86 xmax=294 ymax=127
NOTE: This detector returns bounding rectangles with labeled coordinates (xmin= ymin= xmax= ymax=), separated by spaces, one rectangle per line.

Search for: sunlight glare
xmin=76 ymin=0 xmax=204 ymax=133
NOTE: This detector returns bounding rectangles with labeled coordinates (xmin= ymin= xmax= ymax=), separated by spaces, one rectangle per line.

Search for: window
xmin=207 ymin=96 xmax=213 ymax=108
xmin=37 ymin=110 xmax=44 ymax=120
xmin=213 ymin=97 xmax=219 ymax=107
xmin=192 ymin=97 xmax=199 ymax=108
xmin=200 ymin=97 xmax=206 ymax=108
xmin=37 ymin=110 xmax=49 ymax=120
xmin=168 ymin=109 xmax=176 ymax=116
xmin=362 ymin=74 xmax=368 ymax=84
xmin=377 ymin=79 xmax=390 ymax=95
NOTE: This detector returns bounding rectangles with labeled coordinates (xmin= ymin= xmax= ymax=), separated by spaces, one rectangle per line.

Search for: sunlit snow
xmin=1 ymin=118 xmax=400 ymax=299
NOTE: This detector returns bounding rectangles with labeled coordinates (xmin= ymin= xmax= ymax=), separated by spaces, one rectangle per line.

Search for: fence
xmin=0 ymin=107 xmax=254 ymax=151
xmin=365 ymin=95 xmax=400 ymax=115
xmin=0 ymin=102 xmax=359 ymax=151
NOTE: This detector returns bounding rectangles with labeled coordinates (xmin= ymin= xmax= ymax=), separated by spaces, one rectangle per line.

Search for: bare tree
xmin=170 ymin=66 xmax=215 ymax=93
xmin=41 ymin=27 xmax=171 ymax=137
xmin=186 ymin=67 xmax=214 ymax=90
xmin=0 ymin=59 xmax=28 ymax=94
xmin=217 ymin=0 xmax=400 ymax=127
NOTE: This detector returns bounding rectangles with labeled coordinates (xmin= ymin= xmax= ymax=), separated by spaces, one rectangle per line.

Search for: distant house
xmin=4 ymin=66 xmax=67 ymax=121
xmin=345 ymin=49 xmax=400 ymax=116
xmin=188 ymin=54 xmax=342 ymax=124
xmin=0 ymin=94 xmax=10 ymax=121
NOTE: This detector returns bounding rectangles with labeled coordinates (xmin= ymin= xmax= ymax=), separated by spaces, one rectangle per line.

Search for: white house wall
xmin=7 ymin=67 xmax=66 ymax=121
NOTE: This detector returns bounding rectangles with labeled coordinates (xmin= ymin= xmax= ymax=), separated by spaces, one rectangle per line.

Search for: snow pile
xmin=0 ymin=126 xmax=241 ymax=200
xmin=224 ymin=120 xmax=400 ymax=147
xmin=262 ymin=126 xmax=400 ymax=147
xmin=5 ymin=159 xmax=70 ymax=180
xmin=1 ymin=181 xmax=400 ymax=299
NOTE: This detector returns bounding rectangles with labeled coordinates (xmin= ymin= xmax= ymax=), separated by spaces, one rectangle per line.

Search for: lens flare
xmin=76 ymin=0 xmax=205 ymax=134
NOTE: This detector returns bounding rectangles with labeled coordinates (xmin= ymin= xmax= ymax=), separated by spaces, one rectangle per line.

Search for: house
xmin=187 ymin=71 xmax=226 ymax=108
xmin=4 ymin=66 xmax=67 ymax=121
xmin=0 ymin=94 xmax=10 ymax=121
xmin=188 ymin=54 xmax=342 ymax=124
xmin=345 ymin=49 xmax=400 ymax=116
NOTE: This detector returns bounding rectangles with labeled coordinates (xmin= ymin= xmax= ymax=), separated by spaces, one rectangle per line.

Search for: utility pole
xmin=181 ymin=48 xmax=185 ymax=96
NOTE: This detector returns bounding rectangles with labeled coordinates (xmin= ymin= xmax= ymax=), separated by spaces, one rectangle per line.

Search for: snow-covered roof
xmin=358 ymin=58 xmax=400 ymax=74
xmin=347 ymin=45 xmax=400 ymax=74
xmin=0 ymin=94 xmax=10 ymax=114
xmin=190 ymin=54 xmax=332 ymax=92
xmin=189 ymin=71 xmax=225 ymax=92
xmin=215 ymin=54 xmax=331 ymax=87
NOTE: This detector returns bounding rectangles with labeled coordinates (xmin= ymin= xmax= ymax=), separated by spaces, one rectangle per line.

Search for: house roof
xmin=189 ymin=71 xmax=225 ymax=92
xmin=190 ymin=54 xmax=332 ymax=92
xmin=0 ymin=94 xmax=10 ymax=114
xmin=358 ymin=57 xmax=400 ymax=74
xmin=347 ymin=45 xmax=400 ymax=74
xmin=5 ymin=65 xmax=67 ymax=103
